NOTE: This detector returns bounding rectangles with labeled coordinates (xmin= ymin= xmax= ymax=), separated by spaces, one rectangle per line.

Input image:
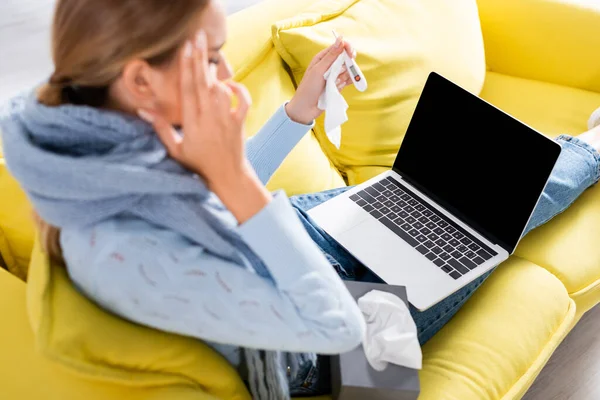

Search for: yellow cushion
xmin=420 ymin=256 xmax=575 ymax=400
xmin=480 ymin=72 xmax=600 ymax=136
xmin=25 ymin=239 xmax=251 ymax=400
xmin=0 ymin=155 xmax=34 ymax=280
xmin=271 ymin=0 xmax=486 ymax=184
xmin=480 ymin=72 xmax=600 ymax=315
xmin=0 ymin=267 xmax=217 ymax=400
xmin=225 ymin=0 xmax=345 ymax=195
xmin=477 ymin=0 xmax=600 ymax=93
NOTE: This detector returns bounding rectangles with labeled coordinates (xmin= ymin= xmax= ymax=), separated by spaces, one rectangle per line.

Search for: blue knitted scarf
xmin=0 ymin=90 xmax=315 ymax=400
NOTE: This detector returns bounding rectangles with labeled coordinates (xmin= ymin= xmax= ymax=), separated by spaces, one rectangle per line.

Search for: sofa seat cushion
xmin=480 ymin=72 xmax=600 ymax=314
xmin=420 ymin=256 xmax=575 ymax=400
xmin=272 ymin=0 xmax=486 ymax=184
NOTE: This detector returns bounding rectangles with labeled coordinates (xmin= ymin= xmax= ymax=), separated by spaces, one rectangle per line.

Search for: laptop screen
xmin=394 ymin=73 xmax=561 ymax=253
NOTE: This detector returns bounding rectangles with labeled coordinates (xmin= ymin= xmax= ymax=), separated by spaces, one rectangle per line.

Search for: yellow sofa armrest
xmin=477 ymin=0 xmax=600 ymax=93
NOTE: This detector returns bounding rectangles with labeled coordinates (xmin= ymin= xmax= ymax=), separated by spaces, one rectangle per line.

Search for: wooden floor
xmin=2 ymin=2 xmax=600 ymax=399
xmin=523 ymin=304 xmax=600 ymax=400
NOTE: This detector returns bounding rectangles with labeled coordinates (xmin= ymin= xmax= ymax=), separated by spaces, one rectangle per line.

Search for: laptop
xmin=308 ymin=72 xmax=562 ymax=311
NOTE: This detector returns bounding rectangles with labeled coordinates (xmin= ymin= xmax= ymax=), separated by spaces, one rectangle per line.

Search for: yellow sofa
xmin=1 ymin=0 xmax=600 ymax=399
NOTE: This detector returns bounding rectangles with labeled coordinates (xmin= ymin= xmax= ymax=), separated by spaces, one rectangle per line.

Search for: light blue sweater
xmin=59 ymin=105 xmax=365 ymax=368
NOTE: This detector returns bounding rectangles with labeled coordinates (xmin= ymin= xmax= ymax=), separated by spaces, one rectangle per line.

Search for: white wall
xmin=0 ymin=0 xmax=267 ymax=104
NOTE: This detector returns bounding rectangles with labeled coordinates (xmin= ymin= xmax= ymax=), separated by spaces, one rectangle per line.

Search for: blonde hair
xmin=35 ymin=0 xmax=209 ymax=261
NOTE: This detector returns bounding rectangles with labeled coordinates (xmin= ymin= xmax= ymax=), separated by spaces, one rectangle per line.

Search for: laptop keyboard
xmin=349 ymin=176 xmax=498 ymax=280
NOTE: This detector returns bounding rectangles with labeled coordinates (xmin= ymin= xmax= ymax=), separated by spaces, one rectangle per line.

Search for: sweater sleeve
xmin=245 ymin=104 xmax=314 ymax=185
xmin=62 ymin=193 xmax=365 ymax=355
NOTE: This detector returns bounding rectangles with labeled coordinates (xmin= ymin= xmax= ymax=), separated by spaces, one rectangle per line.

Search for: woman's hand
xmin=285 ymin=36 xmax=355 ymax=125
xmin=138 ymin=31 xmax=271 ymax=224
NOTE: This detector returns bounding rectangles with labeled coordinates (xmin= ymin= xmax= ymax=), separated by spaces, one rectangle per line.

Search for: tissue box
xmin=331 ymin=281 xmax=420 ymax=400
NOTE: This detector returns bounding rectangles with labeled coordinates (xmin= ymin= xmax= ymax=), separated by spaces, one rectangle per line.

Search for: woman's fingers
xmin=343 ymin=41 xmax=355 ymax=59
xmin=193 ymin=30 xmax=212 ymax=105
xmin=138 ymin=109 xmax=183 ymax=158
xmin=180 ymin=40 xmax=200 ymax=130
xmin=226 ymin=81 xmax=252 ymax=124
xmin=316 ymin=36 xmax=345 ymax=71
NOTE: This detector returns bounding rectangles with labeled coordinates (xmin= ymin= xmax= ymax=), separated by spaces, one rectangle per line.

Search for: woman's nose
xmin=218 ymin=59 xmax=233 ymax=80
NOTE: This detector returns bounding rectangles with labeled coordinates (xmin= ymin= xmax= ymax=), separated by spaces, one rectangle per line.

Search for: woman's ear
xmin=119 ymin=59 xmax=157 ymax=108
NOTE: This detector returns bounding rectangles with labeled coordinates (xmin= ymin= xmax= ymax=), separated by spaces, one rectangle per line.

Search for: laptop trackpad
xmin=337 ymin=217 xmax=449 ymax=303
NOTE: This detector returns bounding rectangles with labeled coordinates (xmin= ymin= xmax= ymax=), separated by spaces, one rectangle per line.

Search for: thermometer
xmin=333 ymin=30 xmax=367 ymax=92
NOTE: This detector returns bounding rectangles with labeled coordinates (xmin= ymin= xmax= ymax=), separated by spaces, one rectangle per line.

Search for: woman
xmin=2 ymin=0 xmax=600 ymax=398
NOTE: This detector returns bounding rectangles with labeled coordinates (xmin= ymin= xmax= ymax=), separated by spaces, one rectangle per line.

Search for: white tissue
xmin=317 ymin=53 xmax=350 ymax=149
xmin=357 ymin=290 xmax=422 ymax=371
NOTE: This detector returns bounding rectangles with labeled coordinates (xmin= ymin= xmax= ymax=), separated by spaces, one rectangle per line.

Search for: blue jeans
xmin=288 ymin=135 xmax=600 ymax=396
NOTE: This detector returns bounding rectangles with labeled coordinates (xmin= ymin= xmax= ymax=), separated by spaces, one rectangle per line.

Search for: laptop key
xmin=421 ymin=228 xmax=431 ymax=235
xmin=411 ymin=211 xmax=422 ymax=219
xmin=426 ymin=222 xmax=437 ymax=230
xmin=400 ymin=194 xmax=411 ymax=200
xmin=441 ymin=233 xmax=453 ymax=241
xmin=393 ymin=217 xmax=404 ymax=225
xmin=473 ymin=256 xmax=485 ymax=265
xmin=456 ymin=245 xmax=467 ymax=253
xmin=398 ymin=200 xmax=407 ymax=207
xmin=445 ymin=225 xmax=456 ymax=234
xmin=404 ymin=206 xmax=415 ymax=213
xmin=413 ymin=222 xmax=424 ymax=230
xmin=370 ymin=210 xmax=383 ymax=219
xmin=430 ymin=215 xmax=441 ymax=222
xmin=380 ymin=217 xmax=419 ymax=247
xmin=422 ymin=209 xmax=433 ymax=217
xmin=441 ymin=265 xmax=453 ymax=273
xmin=433 ymin=227 xmax=445 ymax=235
xmin=418 ymin=216 xmax=428 ymax=224
xmin=408 ymin=229 xmax=420 ymax=237
xmin=401 ymin=223 xmax=412 ymax=231
xmin=358 ymin=191 xmax=375 ymax=203
xmin=382 ymin=190 xmax=393 ymax=197
xmin=408 ymin=199 xmax=418 ymax=206
xmin=468 ymin=243 xmax=480 ymax=251
xmin=451 ymin=251 xmax=462 ymax=259
xmin=439 ymin=252 xmax=451 ymax=261
xmin=415 ymin=204 xmax=426 ymax=212
xmin=391 ymin=205 xmax=402 ymax=213
xmin=461 ymin=237 xmax=472 ymax=246
xmin=363 ymin=204 xmax=374 ymax=212
xmin=405 ymin=216 xmax=416 ymax=224
xmin=452 ymin=232 xmax=464 ymax=240
xmin=426 ymin=252 xmax=437 ymax=261
xmin=427 ymin=233 xmax=438 ymax=241
xmin=372 ymin=182 xmax=386 ymax=192
xmin=450 ymin=271 xmax=462 ymax=280
xmin=398 ymin=210 xmax=409 ymax=219
xmin=384 ymin=200 xmax=395 ymax=208
xmin=435 ymin=238 xmax=446 ymax=247
xmin=431 ymin=246 xmax=442 ymax=254
xmin=448 ymin=239 xmax=460 ymax=247
xmin=416 ymin=234 xmax=428 ymax=243
xmin=448 ymin=259 xmax=469 ymax=274
xmin=476 ymin=249 xmax=493 ymax=261
xmin=423 ymin=240 xmax=435 ymax=248
xmin=459 ymin=257 xmax=477 ymax=270
xmin=433 ymin=258 xmax=445 ymax=267
xmin=375 ymin=195 xmax=386 ymax=202
xmin=365 ymin=187 xmax=379 ymax=197
xmin=390 ymin=195 xmax=401 ymax=203
xmin=416 ymin=245 xmax=429 ymax=255
xmin=437 ymin=220 xmax=449 ymax=228
xmin=380 ymin=207 xmax=390 ymax=214
xmin=465 ymin=250 xmax=476 ymax=258
xmin=443 ymin=244 xmax=454 ymax=253
xmin=356 ymin=199 xmax=367 ymax=207
xmin=350 ymin=194 xmax=361 ymax=202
